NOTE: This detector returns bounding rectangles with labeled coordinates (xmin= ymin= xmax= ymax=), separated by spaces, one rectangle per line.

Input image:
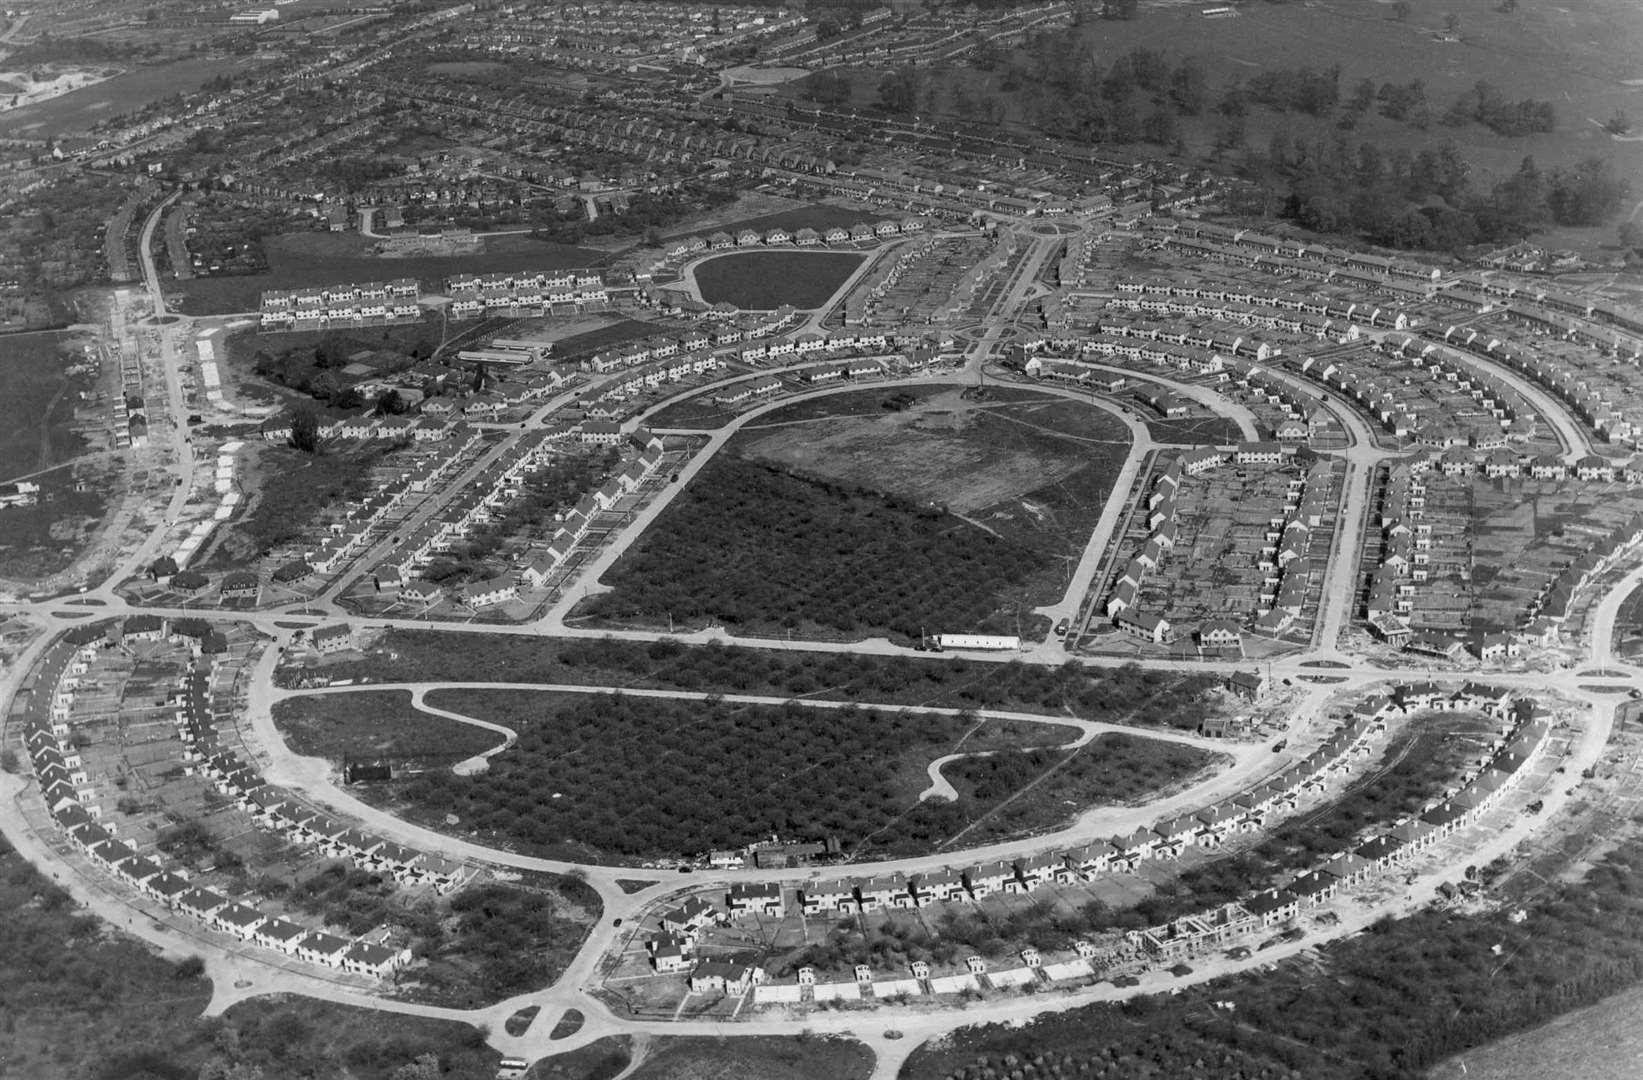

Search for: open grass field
xmin=550 ymin=316 xmax=669 ymax=359
xmin=0 ymin=56 xmax=243 ymax=138
xmin=0 ymin=328 xmax=116 ymax=580
xmin=175 ymin=231 xmax=603 ymax=315
xmin=272 ymin=689 xmax=506 ymax=763
xmin=1430 ymin=983 xmax=1643 ymax=1080
xmin=379 ymin=689 xmax=1191 ymax=861
xmin=690 ymin=250 xmax=864 ymax=309
xmin=624 ymin=1035 xmax=872 ymax=1080
xmin=587 ymin=385 xmax=1131 ymax=640
xmin=0 ymin=329 xmax=91 ymax=482
xmin=526 ymin=1036 xmax=633 ymax=1080
xmin=924 ymin=735 xmax=1223 ymax=851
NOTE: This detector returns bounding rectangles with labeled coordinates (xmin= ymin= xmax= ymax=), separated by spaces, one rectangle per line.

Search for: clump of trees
xmin=1444 ymin=80 xmax=1556 ymax=136
xmin=586 ymin=457 xmax=1052 ymax=640
xmin=399 ymin=693 xmax=966 ymax=857
xmin=1247 ymin=139 xmax=1631 ymax=250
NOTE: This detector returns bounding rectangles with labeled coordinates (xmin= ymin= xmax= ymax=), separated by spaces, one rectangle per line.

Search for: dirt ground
xmin=740 ymin=390 xmax=1089 ymax=515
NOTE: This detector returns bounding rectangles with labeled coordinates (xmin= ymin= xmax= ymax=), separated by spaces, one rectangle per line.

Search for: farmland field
xmin=0 ymin=57 xmax=243 ymax=138
xmin=585 ymin=385 xmax=1131 ymax=640
xmin=690 ymin=250 xmax=864 ymax=309
xmin=371 ymin=689 xmax=1200 ymax=861
xmin=175 ymin=231 xmax=603 ymax=315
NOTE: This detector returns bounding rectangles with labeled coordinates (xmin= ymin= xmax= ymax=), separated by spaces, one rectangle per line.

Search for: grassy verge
xmin=626 ymin=1035 xmax=873 ymax=1080
xmin=272 ymin=689 xmax=506 ymax=763
xmin=526 ymin=1036 xmax=633 ymax=1080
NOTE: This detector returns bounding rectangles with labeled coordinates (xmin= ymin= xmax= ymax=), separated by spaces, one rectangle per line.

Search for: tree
xmin=1621 ymin=220 xmax=1643 ymax=254
xmin=1445 ymin=12 xmax=1461 ymax=34
xmin=289 ymin=407 xmax=320 ymax=454
xmin=1498 ymin=0 xmax=1518 ymax=10
xmin=877 ymin=66 xmax=919 ymax=115
xmin=1603 ymin=109 xmax=1633 ymax=136
xmin=1392 ymin=0 xmax=1411 ymax=19
xmin=375 ymin=389 xmax=406 ymax=415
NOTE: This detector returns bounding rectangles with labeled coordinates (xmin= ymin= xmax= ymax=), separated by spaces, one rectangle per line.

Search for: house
xmin=1244 ymin=888 xmax=1299 ymax=926
xmin=220 ymin=572 xmax=259 ymax=601
xmin=458 ymin=576 xmax=517 ymax=608
xmin=726 ymin=882 xmax=784 ymax=919
xmin=401 ymin=580 xmax=441 ymax=605
xmin=800 ymin=881 xmax=856 ymax=914
xmin=311 ymin=624 xmax=352 ymax=654
xmin=296 ymin=931 xmax=353 ymax=967
xmin=688 ymin=960 xmax=763 ymax=994
xmin=254 ymin=918 xmax=310 ymax=953
xmin=1226 ymin=670 xmax=1268 ymax=700
xmin=1198 ymin=619 xmax=1243 ymax=651
xmin=177 ymin=887 xmax=230 ymax=922
xmin=213 ymin=903 xmax=268 ymax=940
xmin=650 ymin=934 xmax=692 ymax=973
xmin=342 ymin=940 xmax=412 ymax=978
xmin=660 ymin=896 xmax=718 ymax=935
xmin=1115 ymin=609 xmax=1173 ymax=644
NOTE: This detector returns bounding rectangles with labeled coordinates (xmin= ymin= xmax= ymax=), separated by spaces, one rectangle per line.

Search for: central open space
xmin=689 ymin=249 xmax=865 ymax=310
xmin=581 ymin=385 xmax=1133 ymax=642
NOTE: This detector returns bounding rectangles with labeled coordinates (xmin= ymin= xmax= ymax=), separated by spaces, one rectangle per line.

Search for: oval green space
xmin=690 ymin=250 xmax=864 ymax=310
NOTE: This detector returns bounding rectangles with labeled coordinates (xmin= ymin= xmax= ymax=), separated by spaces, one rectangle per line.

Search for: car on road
xmin=1054 ymin=618 xmax=1070 ymax=637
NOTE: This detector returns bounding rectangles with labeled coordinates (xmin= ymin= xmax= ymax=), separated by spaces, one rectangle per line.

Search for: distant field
xmin=175 ymin=231 xmax=603 ymax=315
xmin=806 ymin=0 xmax=1643 ymax=192
xmin=0 ymin=57 xmax=242 ymax=138
xmin=690 ymin=250 xmax=864 ymax=309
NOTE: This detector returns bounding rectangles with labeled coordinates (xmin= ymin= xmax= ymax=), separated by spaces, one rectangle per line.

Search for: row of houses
xmin=15 ymin=632 xmax=414 ymax=980
xmin=283 ymin=426 xmax=485 ymax=579
xmin=1135 ymin=691 xmax=1552 ymax=960
xmin=518 ymin=431 xmax=667 ymax=590
xmin=656 ymin=684 xmax=1545 ymax=990
xmin=1107 ymin=444 xmax=1318 ymax=643
xmin=663 ymin=216 xmax=923 ymax=262
xmin=258 ymin=280 xmax=422 ymax=330
xmin=445 ymin=269 xmax=612 ymax=318
xmin=1106 ymin=280 xmax=1415 ymax=336
xmin=1432 ymin=324 xmax=1643 ymax=447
